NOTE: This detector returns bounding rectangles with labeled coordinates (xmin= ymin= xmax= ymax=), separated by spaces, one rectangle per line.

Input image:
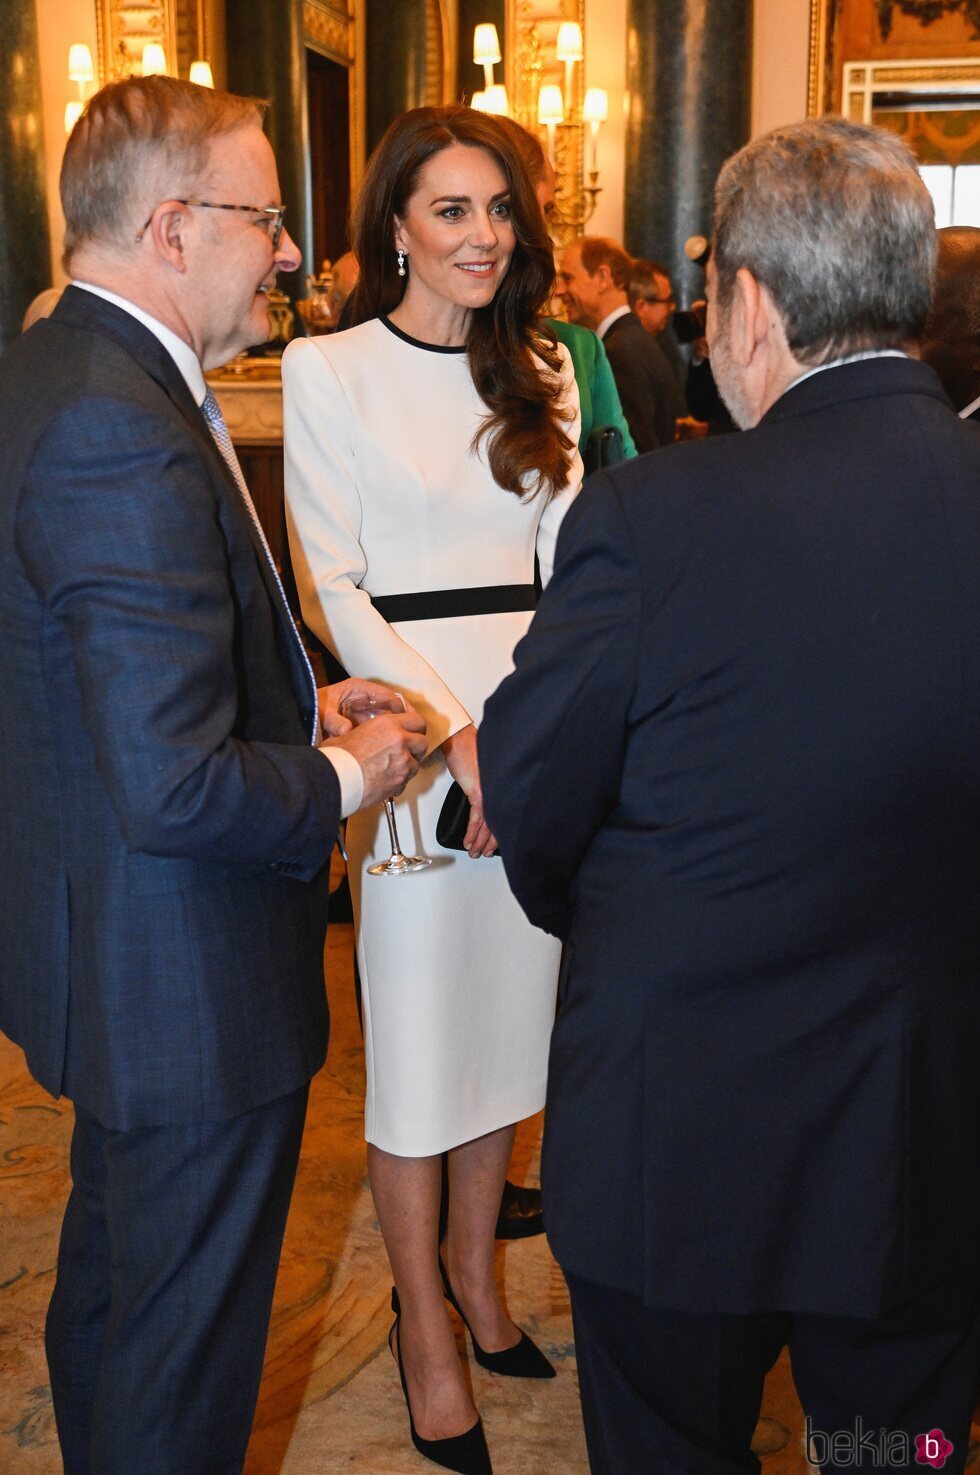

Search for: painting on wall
xmin=808 ymin=0 xmax=980 ymax=226
xmin=809 ymin=0 xmax=980 ymax=115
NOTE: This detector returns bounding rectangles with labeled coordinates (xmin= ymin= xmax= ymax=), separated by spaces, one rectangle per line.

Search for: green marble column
xmin=624 ymin=0 xmax=751 ymax=308
xmin=226 ymin=0 xmax=312 ymax=304
xmin=365 ymin=0 xmax=429 ymax=155
xmin=0 ymin=0 xmax=51 ymax=349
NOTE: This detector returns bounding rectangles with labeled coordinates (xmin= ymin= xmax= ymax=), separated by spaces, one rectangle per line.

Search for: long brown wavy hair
xmin=348 ymin=106 xmax=573 ymax=500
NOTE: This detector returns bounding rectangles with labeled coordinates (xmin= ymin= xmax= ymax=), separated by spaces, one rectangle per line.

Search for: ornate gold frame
xmin=842 ymin=55 xmax=980 ymax=122
xmin=506 ymin=0 xmax=588 ymax=245
xmin=304 ymin=0 xmax=365 ymax=191
xmin=96 ymin=0 xmax=178 ymax=82
xmin=807 ymin=0 xmax=841 ymax=115
xmin=808 ymin=0 xmax=980 ymax=117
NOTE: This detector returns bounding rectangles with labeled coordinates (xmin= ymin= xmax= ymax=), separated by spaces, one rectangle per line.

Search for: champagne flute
xmin=338 ymin=692 xmax=432 ymax=876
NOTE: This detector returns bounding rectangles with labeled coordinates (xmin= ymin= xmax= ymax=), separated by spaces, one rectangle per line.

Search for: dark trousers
xmin=45 ymin=1083 xmax=310 ymax=1475
xmin=565 ymin=1269 xmax=980 ymax=1475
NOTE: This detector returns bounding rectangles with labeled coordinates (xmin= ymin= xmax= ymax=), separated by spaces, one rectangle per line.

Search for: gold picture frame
xmin=96 ymin=0 xmax=178 ymax=83
xmin=807 ymin=0 xmax=839 ymax=116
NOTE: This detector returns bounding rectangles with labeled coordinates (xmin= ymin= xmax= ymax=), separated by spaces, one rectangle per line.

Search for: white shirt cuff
xmin=318 ymin=744 xmax=364 ymax=818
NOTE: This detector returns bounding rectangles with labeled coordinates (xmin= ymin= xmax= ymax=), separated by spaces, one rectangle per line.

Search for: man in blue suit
xmin=481 ymin=118 xmax=980 ymax=1473
xmin=0 ymin=76 xmax=425 ymax=1475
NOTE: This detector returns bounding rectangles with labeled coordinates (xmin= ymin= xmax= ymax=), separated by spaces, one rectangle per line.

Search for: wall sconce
xmin=68 ymin=44 xmax=94 ymax=86
xmin=66 ymin=42 xmax=94 ymax=134
xmin=474 ymin=17 xmax=606 ymax=241
xmin=582 ymin=86 xmax=608 ymax=172
xmin=473 ymin=24 xmax=502 ymax=91
xmin=537 ymin=84 xmax=564 ymax=165
xmin=190 ymin=0 xmax=214 ymax=89
xmin=141 ymin=42 xmax=168 ymax=77
xmin=477 ymin=83 xmax=510 ymax=116
xmin=555 ymin=22 xmax=583 ymax=114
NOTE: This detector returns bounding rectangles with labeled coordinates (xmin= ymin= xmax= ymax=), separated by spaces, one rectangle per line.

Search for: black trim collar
xmin=380 ymin=316 xmax=467 ymax=354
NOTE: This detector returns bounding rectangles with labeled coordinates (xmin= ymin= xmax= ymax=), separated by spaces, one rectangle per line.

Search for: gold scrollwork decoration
xmin=507 ymin=0 xmax=588 ymax=247
xmin=96 ymin=0 xmax=177 ymax=83
xmin=873 ymin=61 xmax=980 ymax=80
xmin=304 ymin=0 xmax=352 ymax=64
xmin=808 ymin=0 xmax=841 ymax=115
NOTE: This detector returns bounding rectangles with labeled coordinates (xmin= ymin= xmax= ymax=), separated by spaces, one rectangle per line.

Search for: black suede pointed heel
xmin=438 ymin=1260 xmax=556 ymax=1379
xmin=389 ymin=1288 xmax=493 ymax=1475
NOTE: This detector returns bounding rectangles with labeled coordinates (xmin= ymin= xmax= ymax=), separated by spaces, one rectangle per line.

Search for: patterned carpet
xmin=0 ymin=912 xmax=894 ymax=1475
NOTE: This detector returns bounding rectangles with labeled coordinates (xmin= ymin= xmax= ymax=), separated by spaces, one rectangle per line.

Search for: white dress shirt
xmin=787 ymin=348 xmax=908 ymax=394
xmin=73 ymin=280 xmax=363 ymax=815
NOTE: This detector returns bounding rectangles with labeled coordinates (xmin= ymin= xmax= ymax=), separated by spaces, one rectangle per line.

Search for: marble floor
xmin=0 ymin=914 xmax=945 ymax=1475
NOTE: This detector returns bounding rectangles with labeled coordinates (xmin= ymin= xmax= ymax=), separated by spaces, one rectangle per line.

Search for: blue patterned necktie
xmin=200 ymin=386 xmax=318 ymax=742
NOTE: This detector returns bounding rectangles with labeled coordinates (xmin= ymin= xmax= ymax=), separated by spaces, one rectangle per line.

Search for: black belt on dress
xmin=371 ymin=583 xmax=537 ymax=623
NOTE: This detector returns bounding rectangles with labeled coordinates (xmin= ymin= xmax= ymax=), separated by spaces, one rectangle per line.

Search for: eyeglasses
xmin=641 ymin=294 xmax=674 ymax=307
xmin=135 ymin=199 xmax=287 ymax=247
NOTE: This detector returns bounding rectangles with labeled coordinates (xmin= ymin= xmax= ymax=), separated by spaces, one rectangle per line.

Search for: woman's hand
xmin=442 ymin=724 xmax=498 ymax=859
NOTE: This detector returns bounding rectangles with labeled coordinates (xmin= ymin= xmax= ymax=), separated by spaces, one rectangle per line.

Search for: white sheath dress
xmin=282 ymin=316 xmax=582 ymax=1156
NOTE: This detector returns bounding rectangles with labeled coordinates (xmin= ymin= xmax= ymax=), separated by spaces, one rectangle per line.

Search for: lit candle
xmin=141 ymin=42 xmax=168 ymax=77
xmin=68 ymin=44 xmax=94 ymax=85
xmin=538 ymin=85 xmax=564 ymax=167
xmin=582 ymin=88 xmax=608 ymax=173
xmin=483 ymin=84 xmax=509 ymax=117
xmin=556 ymin=22 xmax=583 ymax=115
xmin=473 ymin=23 xmax=501 ymax=92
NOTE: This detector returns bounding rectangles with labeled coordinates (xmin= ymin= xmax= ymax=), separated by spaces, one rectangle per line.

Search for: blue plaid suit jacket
xmin=0 ymin=287 xmax=339 ymax=1128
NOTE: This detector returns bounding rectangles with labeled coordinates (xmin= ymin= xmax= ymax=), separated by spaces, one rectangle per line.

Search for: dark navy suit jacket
xmin=602 ymin=310 xmax=681 ymax=452
xmin=0 ymin=288 xmax=340 ymax=1129
xmin=481 ymin=356 xmax=980 ymax=1318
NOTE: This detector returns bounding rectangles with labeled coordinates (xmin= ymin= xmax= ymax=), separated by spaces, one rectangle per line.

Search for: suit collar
xmin=71 ymin=281 xmax=206 ymax=403
xmin=759 ymin=355 xmax=951 ymax=427
xmin=54 ymin=285 xmax=203 ymax=425
xmin=600 ymin=309 xmax=639 ymax=343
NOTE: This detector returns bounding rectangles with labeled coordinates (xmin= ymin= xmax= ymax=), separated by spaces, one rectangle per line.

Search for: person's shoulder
xmin=283 ymin=318 xmax=385 ymax=373
xmin=601 ymin=431 xmax=749 ymax=521
xmin=546 ymin=317 xmax=599 ymax=364
xmin=2 ymin=311 xmax=178 ymax=431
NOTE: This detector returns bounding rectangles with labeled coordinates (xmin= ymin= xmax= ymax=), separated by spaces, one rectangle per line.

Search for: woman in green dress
xmin=493 ymin=114 xmax=637 ymax=470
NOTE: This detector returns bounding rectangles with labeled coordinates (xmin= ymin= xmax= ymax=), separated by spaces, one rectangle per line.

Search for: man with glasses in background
xmin=0 ymin=75 xmax=425 ymax=1475
xmin=627 ymin=257 xmax=687 ymax=405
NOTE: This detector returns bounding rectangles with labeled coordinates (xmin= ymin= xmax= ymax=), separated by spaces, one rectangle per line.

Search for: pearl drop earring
xmin=397 ymin=249 xmax=406 ymax=277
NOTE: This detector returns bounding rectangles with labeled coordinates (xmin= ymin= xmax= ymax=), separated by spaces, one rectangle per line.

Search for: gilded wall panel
xmin=96 ymin=0 xmax=177 ymax=81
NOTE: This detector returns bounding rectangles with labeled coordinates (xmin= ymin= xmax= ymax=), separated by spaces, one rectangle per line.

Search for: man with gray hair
xmin=481 ymin=117 xmax=980 ymax=1473
xmin=0 ymin=76 xmax=425 ymax=1474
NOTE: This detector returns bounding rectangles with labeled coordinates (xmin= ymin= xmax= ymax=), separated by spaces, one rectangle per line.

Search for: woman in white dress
xmin=283 ymin=106 xmax=581 ymax=1475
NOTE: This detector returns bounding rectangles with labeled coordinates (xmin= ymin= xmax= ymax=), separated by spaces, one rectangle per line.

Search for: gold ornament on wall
xmin=469 ymin=1 xmax=605 ymax=247
xmin=96 ymin=0 xmax=177 ymax=82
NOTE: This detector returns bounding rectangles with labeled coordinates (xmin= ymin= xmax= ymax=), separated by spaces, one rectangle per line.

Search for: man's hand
xmin=319 ymin=680 xmax=427 ymax=808
xmin=318 ymin=679 xmax=407 ymax=737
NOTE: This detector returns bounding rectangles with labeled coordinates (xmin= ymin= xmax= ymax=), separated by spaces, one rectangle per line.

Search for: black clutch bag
xmin=583 ymin=423 xmax=626 ymax=478
xmin=436 ymin=781 xmax=471 ymax=851
xmin=436 ymin=781 xmax=501 ymax=856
